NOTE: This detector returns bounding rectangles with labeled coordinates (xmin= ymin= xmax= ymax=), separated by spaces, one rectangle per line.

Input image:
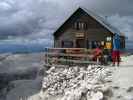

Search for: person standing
xmin=112 ymin=33 xmax=121 ymax=66
xmin=93 ymin=46 xmax=102 ymax=64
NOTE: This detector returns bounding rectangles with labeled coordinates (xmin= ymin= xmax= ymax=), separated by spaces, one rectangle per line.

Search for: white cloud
xmin=0 ymin=2 xmax=11 ymax=10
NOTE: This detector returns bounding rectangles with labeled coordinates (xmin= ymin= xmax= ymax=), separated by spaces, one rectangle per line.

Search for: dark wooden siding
xmin=54 ymin=8 xmax=125 ymax=49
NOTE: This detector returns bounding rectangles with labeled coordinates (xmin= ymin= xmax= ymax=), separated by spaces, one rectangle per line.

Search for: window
xmin=76 ymin=39 xmax=85 ymax=48
xmin=86 ymin=41 xmax=89 ymax=49
xmin=62 ymin=41 xmax=73 ymax=48
xmin=90 ymin=41 xmax=102 ymax=49
xmin=74 ymin=22 xmax=79 ymax=30
xmin=74 ymin=22 xmax=87 ymax=30
xmin=91 ymin=41 xmax=97 ymax=49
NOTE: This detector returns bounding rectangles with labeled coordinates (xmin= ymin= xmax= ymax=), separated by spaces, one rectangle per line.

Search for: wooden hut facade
xmin=53 ymin=7 xmax=125 ymax=49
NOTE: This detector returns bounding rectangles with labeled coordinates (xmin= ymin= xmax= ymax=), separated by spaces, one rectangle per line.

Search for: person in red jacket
xmin=112 ymin=33 xmax=121 ymax=66
xmin=93 ymin=46 xmax=102 ymax=63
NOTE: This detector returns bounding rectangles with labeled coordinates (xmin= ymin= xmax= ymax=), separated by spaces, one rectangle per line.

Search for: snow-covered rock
xmin=39 ymin=65 xmax=112 ymax=100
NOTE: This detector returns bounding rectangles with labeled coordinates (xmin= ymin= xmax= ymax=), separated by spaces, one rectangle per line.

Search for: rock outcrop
xmin=39 ymin=65 xmax=113 ymax=100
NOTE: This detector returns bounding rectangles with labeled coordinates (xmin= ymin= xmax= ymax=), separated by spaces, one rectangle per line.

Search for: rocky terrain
xmin=38 ymin=65 xmax=113 ymax=100
xmin=0 ymin=53 xmax=133 ymax=100
xmin=28 ymin=55 xmax=133 ymax=100
xmin=0 ymin=53 xmax=45 ymax=100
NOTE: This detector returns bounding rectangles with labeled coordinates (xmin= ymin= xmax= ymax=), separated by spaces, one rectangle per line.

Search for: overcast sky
xmin=0 ymin=0 xmax=133 ymax=47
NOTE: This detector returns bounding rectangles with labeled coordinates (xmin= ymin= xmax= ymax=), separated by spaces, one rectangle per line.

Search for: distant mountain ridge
xmin=0 ymin=40 xmax=133 ymax=54
xmin=0 ymin=44 xmax=48 ymax=54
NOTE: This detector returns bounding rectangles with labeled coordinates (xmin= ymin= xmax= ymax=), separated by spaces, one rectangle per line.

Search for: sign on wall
xmin=105 ymin=42 xmax=112 ymax=49
xmin=75 ymin=33 xmax=85 ymax=38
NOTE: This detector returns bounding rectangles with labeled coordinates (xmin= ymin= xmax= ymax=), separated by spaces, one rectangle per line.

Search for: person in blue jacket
xmin=112 ymin=33 xmax=121 ymax=66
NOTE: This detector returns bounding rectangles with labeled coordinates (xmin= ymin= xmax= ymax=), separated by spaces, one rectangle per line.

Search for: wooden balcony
xmin=44 ymin=48 xmax=99 ymax=67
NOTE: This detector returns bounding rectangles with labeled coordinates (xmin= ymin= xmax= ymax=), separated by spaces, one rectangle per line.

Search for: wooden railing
xmin=44 ymin=48 xmax=98 ymax=67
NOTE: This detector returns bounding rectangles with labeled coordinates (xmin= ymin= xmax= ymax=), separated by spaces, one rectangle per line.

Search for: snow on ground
xmin=121 ymin=55 xmax=133 ymax=66
xmin=110 ymin=67 xmax=133 ymax=100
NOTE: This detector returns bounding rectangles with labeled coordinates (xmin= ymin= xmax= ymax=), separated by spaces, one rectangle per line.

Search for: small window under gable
xmin=74 ymin=21 xmax=87 ymax=30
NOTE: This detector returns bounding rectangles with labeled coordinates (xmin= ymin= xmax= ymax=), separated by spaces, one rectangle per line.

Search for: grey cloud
xmin=83 ymin=0 xmax=133 ymax=16
xmin=107 ymin=14 xmax=133 ymax=40
xmin=0 ymin=0 xmax=62 ymax=37
xmin=0 ymin=0 xmax=133 ymax=47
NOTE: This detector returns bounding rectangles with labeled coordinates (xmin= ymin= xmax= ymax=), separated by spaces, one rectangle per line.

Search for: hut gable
xmin=53 ymin=7 xmax=124 ymax=38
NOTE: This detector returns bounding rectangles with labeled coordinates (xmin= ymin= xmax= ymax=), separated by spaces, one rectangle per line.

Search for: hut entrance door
xmin=76 ymin=39 xmax=85 ymax=48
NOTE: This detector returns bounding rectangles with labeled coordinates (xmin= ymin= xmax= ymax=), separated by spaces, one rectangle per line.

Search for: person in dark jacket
xmin=112 ymin=33 xmax=121 ymax=66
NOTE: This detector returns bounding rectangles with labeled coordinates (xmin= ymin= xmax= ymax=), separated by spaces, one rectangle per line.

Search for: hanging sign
xmin=75 ymin=33 xmax=85 ymax=38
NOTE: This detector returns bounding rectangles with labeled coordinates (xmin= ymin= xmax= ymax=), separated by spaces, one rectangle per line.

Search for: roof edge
xmin=53 ymin=7 xmax=125 ymax=37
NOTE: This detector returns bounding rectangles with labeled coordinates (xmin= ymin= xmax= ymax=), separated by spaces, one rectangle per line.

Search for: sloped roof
xmin=53 ymin=7 xmax=125 ymax=37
